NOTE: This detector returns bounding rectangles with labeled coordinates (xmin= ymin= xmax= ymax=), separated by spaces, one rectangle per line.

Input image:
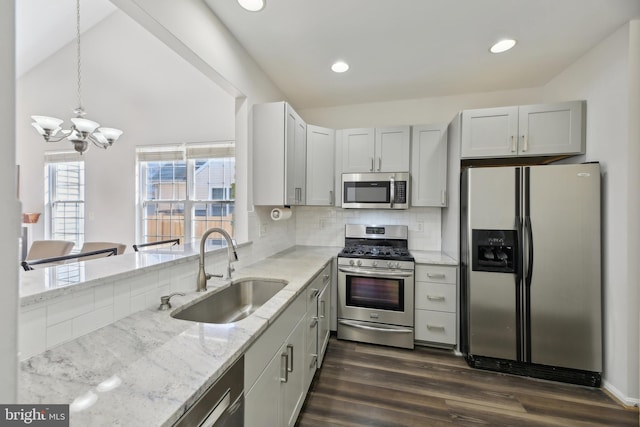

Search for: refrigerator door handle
xmin=525 ymin=216 xmax=534 ymax=287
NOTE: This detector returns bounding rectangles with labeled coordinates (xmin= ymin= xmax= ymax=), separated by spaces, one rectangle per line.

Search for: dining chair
xmin=25 ymin=240 xmax=74 ymax=261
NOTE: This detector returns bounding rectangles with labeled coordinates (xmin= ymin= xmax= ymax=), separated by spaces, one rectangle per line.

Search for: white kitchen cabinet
xmin=254 ymin=101 xmax=307 ymax=205
xmin=245 ymin=261 xmax=333 ymax=427
xmin=411 ymin=124 xmax=448 ymax=207
xmin=306 ymin=125 xmax=336 ymax=206
xmin=304 ymin=264 xmax=331 ymax=392
xmin=414 ymin=264 xmax=458 ymax=347
xmin=460 ymin=101 xmax=584 ymax=159
xmin=245 ymin=316 xmax=306 ymax=427
xmin=341 ymin=126 xmax=410 ymax=172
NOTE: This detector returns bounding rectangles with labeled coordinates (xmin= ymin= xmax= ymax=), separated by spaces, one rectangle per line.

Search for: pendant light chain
xmin=76 ymin=0 xmax=83 ymax=114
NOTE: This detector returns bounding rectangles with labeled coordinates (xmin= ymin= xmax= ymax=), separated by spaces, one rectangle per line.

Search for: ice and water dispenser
xmin=471 ymin=229 xmax=517 ymax=273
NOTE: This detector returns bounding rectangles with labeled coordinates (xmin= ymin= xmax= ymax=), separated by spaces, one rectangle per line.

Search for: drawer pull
xmin=310 ymin=288 xmax=319 ymax=298
xmin=310 ymin=317 xmax=318 ymax=328
xmin=427 ymin=273 xmax=446 ymax=279
xmin=427 ymin=295 xmax=445 ymax=301
xmin=426 ymin=324 xmax=446 ymax=331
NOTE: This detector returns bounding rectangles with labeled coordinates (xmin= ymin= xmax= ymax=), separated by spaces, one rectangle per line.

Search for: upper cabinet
xmin=342 ymin=126 xmax=410 ymax=172
xmin=411 ymin=124 xmax=448 ymax=207
xmin=254 ymin=102 xmax=307 ymax=206
xmin=306 ymin=125 xmax=336 ymax=206
xmin=460 ymin=101 xmax=584 ymax=159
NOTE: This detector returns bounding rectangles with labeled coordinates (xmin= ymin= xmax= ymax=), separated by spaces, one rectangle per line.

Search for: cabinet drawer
xmin=415 ymin=265 xmax=456 ymax=284
xmin=415 ymin=310 xmax=456 ymax=345
xmin=415 ymin=282 xmax=455 ymax=312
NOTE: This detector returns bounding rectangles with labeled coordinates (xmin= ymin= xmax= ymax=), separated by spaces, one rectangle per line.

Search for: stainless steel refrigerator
xmin=460 ymin=163 xmax=602 ymax=386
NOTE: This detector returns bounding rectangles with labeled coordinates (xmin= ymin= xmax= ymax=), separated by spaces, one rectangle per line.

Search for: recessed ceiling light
xmin=237 ymin=0 xmax=265 ymax=12
xmin=490 ymin=39 xmax=517 ymax=54
xmin=331 ymin=61 xmax=349 ymax=73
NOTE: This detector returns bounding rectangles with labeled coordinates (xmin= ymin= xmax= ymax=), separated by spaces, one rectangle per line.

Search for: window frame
xmin=44 ymin=153 xmax=85 ymax=252
xmin=136 ymin=143 xmax=235 ymax=245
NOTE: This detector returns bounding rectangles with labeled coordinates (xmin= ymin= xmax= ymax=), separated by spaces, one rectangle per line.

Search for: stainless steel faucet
xmin=197 ymin=227 xmax=238 ymax=292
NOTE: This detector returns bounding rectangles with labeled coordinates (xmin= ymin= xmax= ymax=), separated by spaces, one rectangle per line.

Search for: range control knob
xmin=387 ymin=261 xmax=393 ymax=268
xmin=356 ymin=260 xmax=362 ymax=267
xmin=349 ymin=259 xmax=355 ymax=266
xmin=372 ymin=261 xmax=378 ymax=267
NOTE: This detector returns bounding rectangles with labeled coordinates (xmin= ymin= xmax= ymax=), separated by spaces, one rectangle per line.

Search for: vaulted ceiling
xmin=16 ymin=0 xmax=640 ymax=109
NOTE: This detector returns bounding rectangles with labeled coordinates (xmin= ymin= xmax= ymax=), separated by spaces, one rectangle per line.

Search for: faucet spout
xmin=197 ymin=227 xmax=238 ymax=292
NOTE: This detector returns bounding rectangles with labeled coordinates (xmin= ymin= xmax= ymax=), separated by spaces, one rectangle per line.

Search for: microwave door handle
xmin=390 ymin=176 xmax=395 ymax=208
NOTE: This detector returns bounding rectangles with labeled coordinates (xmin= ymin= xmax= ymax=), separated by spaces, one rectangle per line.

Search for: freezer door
xmin=465 ymin=167 xmax=519 ymax=360
xmin=526 ymin=163 xmax=601 ymax=372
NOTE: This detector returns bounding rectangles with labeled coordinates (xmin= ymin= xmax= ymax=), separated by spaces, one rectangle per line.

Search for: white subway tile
xmin=46 ymin=320 xmax=73 ymax=349
xmin=46 ymin=290 xmax=94 ymax=326
xmin=19 ymin=306 xmax=47 ymax=360
xmin=72 ymin=305 xmax=114 ymax=338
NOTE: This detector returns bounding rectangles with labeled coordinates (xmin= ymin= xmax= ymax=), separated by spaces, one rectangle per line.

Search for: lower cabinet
xmin=245 ymin=261 xmax=333 ymax=427
xmin=414 ymin=264 xmax=458 ymax=347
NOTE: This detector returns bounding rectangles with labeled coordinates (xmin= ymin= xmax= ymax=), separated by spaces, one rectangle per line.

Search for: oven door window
xmin=346 ymin=275 xmax=404 ymax=311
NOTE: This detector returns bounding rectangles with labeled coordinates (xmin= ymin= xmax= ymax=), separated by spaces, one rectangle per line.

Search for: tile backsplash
xmin=294 ymin=206 xmax=441 ymax=250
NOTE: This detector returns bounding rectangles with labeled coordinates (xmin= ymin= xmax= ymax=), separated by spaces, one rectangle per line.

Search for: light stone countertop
xmin=410 ymin=250 xmax=458 ymax=265
xmin=19 ymin=245 xmax=341 ymax=427
xmin=19 ymin=240 xmax=241 ymax=307
xmin=18 ymin=245 xmax=457 ymax=426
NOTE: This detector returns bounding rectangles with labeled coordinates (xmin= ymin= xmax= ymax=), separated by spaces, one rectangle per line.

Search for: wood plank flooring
xmin=296 ymin=337 xmax=638 ymax=426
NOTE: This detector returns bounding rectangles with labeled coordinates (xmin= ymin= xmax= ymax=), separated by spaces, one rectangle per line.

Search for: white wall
xmin=1 ymin=0 xmax=20 ymax=404
xmin=297 ymin=22 xmax=639 ymax=403
xmin=539 ymin=20 xmax=640 ymax=404
xmin=17 ymin=10 xmax=235 ymax=248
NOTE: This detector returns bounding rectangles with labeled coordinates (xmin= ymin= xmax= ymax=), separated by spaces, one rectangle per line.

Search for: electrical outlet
xmin=320 ymin=219 xmax=326 ymax=229
xmin=416 ymin=222 xmax=424 ymax=232
xmin=259 ymin=223 xmax=268 ymax=236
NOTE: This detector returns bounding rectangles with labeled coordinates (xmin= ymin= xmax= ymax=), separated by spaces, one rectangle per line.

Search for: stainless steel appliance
xmin=337 ymin=224 xmax=415 ymax=349
xmin=174 ymin=355 xmax=244 ymax=426
xmin=460 ymin=163 xmax=602 ymax=387
xmin=341 ymin=172 xmax=410 ymax=209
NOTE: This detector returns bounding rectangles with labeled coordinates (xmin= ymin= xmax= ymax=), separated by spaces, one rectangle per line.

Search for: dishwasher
xmin=174 ymin=355 xmax=244 ymax=427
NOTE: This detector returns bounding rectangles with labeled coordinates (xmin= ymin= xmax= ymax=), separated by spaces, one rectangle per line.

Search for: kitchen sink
xmin=171 ymin=278 xmax=288 ymax=324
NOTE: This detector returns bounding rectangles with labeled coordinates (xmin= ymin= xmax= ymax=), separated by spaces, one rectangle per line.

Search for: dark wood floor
xmin=297 ymin=337 xmax=638 ymax=427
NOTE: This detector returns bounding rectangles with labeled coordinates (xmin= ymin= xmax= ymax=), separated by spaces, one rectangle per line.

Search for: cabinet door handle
xmin=441 ymin=190 xmax=446 ymax=206
xmin=320 ymin=300 xmax=326 ymax=318
xmin=329 ymin=190 xmax=334 ymax=206
xmin=310 ymin=354 xmax=318 ymax=369
xmin=511 ymin=135 xmax=517 ymax=152
xmin=323 ymin=273 xmax=330 ymax=284
xmin=427 ymin=295 xmax=445 ymax=301
xmin=280 ymin=353 xmax=289 ymax=383
xmin=310 ymin=288 xmax=319 ymax=298
xmin=370 ymin=157 xmax=374 ymax=172
xmin=377 ymin=157 xmax=382 ymax=171
xmin=522 ymin=134 xmax=528 ymax=152
xmin=426 ymin=324 xmax=446 ymax=331
xmin=287 ymin=344 xmax=294 ymax=372
xmin=426 ymin=273 xmax=446 ymax=279
xmin=310 ymin=317 xmax=318 ymax=328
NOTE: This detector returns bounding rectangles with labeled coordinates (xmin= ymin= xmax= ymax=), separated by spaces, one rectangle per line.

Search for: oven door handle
xmin=338 ymin=266 xmax=413 ymax=278
xmin=338 ymin=320 xmax=413 ymax=333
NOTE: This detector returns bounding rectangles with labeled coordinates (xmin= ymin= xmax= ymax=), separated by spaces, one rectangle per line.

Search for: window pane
xmin=194 ymin=158 xmax=235 ymax=201
xmin=48 ymin=161 xmax=84 ymax=251
xmin=192 ymin=202 xmax=234 ymax=243
xmin=141 ymin=202 xmax=185 ymax=243
xmin=143 ymin=161 xmax=187 ymax=200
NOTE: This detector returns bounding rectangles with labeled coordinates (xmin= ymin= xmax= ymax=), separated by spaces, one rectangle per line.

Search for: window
xmin=137 ymin=143 xmax=235 ymax=245
xmin=45 ymin=152 xmax=85 ymax=252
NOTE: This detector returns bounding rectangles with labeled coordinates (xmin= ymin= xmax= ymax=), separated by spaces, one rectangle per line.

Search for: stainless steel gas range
xmin=337 ymin=224 xmax=415 ymax=349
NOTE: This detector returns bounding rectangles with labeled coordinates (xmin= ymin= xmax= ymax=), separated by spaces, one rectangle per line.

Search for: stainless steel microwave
xmin=341 ymin=172 xmax=410 ymax=209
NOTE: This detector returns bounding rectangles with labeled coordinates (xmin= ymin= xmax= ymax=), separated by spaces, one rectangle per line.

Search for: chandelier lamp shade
xmin=30 ymin=0 xmax=123 ymax=154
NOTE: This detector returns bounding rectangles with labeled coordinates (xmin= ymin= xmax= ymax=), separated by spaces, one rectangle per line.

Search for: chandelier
xmin=31 ymin=0 xmax=123 ymax=154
